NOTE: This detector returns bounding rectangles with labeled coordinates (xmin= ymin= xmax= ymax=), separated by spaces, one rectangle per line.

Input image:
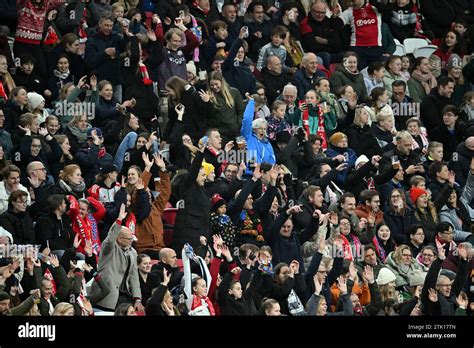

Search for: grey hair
xmin=395 ymin=130 xmax=413 ymax=142
xmin=252 ymin=118 xmax=268 ymax=131
xmin=282 ymin=83 xmax=297 ymax=95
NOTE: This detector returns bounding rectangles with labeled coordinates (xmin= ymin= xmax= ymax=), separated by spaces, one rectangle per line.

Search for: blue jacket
xmin=325 ymin=145 xmax=357 ymax=186
xmin=241 ymin=100 xmax=276 ymax=166
xmin=292 ymin=68 xmax=326 ymax=100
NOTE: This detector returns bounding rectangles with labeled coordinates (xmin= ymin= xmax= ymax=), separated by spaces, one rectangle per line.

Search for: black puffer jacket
xmin=0 ymin=208 xmax=34 ymax=245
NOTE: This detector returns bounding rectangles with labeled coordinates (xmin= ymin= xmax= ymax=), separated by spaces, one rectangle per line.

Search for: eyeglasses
xmin=311 ymin=10 xmax=326 ymax=14
xmin=15 ymin=200 xmax=28 ymax=205
xmin=31 ymin=144 xmax=42 ymax=149
xmin=438 ymin=284 xmax=452 ymax=288
xmin=402 ymin=253 xmax=412 ymax=257
xmin=34 ymin=167 xmax=46 ymax=172
xmin=422 ymin=253 xmax=434 ymax=257
xmin=391 ymin=195 xmax=401 ymax=199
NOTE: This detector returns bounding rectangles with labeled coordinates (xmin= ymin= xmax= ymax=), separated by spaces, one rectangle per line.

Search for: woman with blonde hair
xmin=345 ymin=106 xmax=382 ymax=158
xmin=0 ymin=55 xmax=16 ymax=101
xmin=206 ymin=71 xmax=245 ymax=145
xmin=64 ymin=114 xmax=92 ymax=155
xmin=52 ymin=302 xmax=75 ymax=316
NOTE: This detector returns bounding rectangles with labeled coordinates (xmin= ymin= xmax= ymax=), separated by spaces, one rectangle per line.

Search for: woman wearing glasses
xmin=384 ymin=245 xmax=424 ymax=295
xmin=0 ymin=190 xmax=34 ymax=245
xmin=383 ymin=188 xmax=414 ymax=245
xmin=415 ymin=245 xmax=438 ymax=273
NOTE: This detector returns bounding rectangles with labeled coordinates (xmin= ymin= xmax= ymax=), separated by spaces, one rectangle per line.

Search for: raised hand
xmin=252 ymin=163 xmax=262 ymax=181
xmin=41 ymin=247 xmax=51 ymax=261
xmin=437 ymin=245 xmax=446 ymax=260
xmin=224 ymin=140 xmax=234 ymax=153
xmin=142 ymin=152 xmax=154 ymax=170
xmin=30 ymin=289 xmax=41 ymax=300
xmin=49 ymin=254 xmax=59 ymax=268
xmin=135 ymin=177 xmax=145 ymax=190
xmin=146 ymin=28 xmax=157 ymax=41
xmin=90 ymin=75 xmax=97 ymax=90
xmin=153 ymin=153 xmax=166 ymax=171
xmin=212 ymin=235 xmax=222 ymax=256
xmin=84 ymin=239 xmax=93 ymax=257
xmin=18 ymin=124 xmax=32 ymax=136
xmin=348 ymin=261 xmax=357 ymax=280
xmin=286 ymin=204 xmax=303 ymax=216
xmin=367 ymin=212 xmax=376 ymax=227
xmin=328 ymin=211 xmax=338 ymax=226
xmin=162 ymin=269 xmax=171 ymax=286
xmin=362 ymin=265 xmax=374 ymax=284
xmin=337 ymin=276 xmax=347 ymax=294
xmin=198 ymin=89 xmax=211 ymax=102
xmin=456 ymin=293 xmax=468 ymax=308
xmin=221 ymin=244 xmax=232 ymax=261
xmin=118 ymin=203 xmax=127 ymax=221
xmin=199 ymin=236 xmax=207 ymax=246
xmin=428 ymin=288 xmax=438 ymax=303
xmin=73 ymin=233 xmax=81 ymax=249
xmin=318 ymin=237 xmax=326 ymax=253
xmin=78 ymin=75 xmax=88 ymax=89
xmin=83 ymin=263 xmax=93 ymax=273
xmin=448 ymin=170 xmax=456 ymax=185
xmin=290 ymin=260 xmax=300 ymax=274
xmin=313 ymin=275 xmax=323 ymax=295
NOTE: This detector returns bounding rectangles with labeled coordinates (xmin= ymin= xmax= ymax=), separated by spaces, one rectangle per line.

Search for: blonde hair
xmin=208 ymin=71 xmax=235 ymax=108
xmin=68 ymin=114 xmax=88 ymax=128
xmin=353 ymin=107 xmax=368 ymax=127
xmin=0 ymin=55 xmax=16 ymax=94
xmin=379 ymin=282 xmax=397 ymax=303
xmin=52 ymin=302 xmax=75 ymax=316
xmin=392 ymin=245 xmax=411 ymax=265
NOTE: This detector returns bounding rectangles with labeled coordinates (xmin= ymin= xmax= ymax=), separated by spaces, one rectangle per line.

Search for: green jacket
xmin=0 ymin=284 xmax=36 ymax=316
xmin=294 ymin=103 xmax=337 ymax=135
xmin=207 ymin=87 xmax=245 ymax=141
xmin=407 ymin=78 xmax=426 ymax=103
xmin=330 ymin=66 xmax=368 ymax=102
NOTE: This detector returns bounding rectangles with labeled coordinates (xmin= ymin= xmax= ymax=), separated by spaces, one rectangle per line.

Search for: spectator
xmin=261 ymin=56 xmax=292 ymax=105
xmin=330 ymin=52 xmax=368 ymax=103
xmin=429 ymin=105 xmax=466 ymax=160
xmin=408 ymin=57 xmax=437 ymax=104
xmin=0 ymin=165 xmax=30 ymax=215
xmin=420 ymin=76 xmax=455 ymax=132
xmin=292 ymin=53 xmax=326 ymax=100
xmin=0 ymin=190 xmax=34 ymax=245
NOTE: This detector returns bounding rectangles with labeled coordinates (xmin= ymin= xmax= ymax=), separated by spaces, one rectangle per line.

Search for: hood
xmin=243 ymin=13 xmax=271 ymax=24
xmin=360 ymin=66 xmax=370 ymax=80
xmin=335 ymin=65 xmax=359 ymax=81
xmin=456 ymin=142 xmax=474 ymax=158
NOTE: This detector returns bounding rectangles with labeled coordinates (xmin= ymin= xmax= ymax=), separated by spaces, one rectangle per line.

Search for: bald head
xmin=117 ymin=227 xmax=133 ymax=249
xmin=465 ymin=136 xmax=474 ymax=151
xmin=159 ymin=248 xmax=177 ymax=267
xmin=267 ymin=55 xmax=282 ymax=74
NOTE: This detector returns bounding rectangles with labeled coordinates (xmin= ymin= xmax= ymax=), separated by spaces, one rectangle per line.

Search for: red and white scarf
xmin=0 ymin=80 xmax=8 ymax=100
xmin=191 ymin=294 xmax=216 ymax=316
xmin=301 ymin=103 xmax=328 ymax=149
xmin=139 ymin=62 xmax=153 ymax=85
xmin=43 ymin=268 xmax=57 ymax=296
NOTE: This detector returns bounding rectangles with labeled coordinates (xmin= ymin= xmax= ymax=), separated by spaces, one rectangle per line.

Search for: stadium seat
xmin=329 ymin=63 xmax=339 ymax=75
xmin=163 ymin=208 xmax=178 ymax=226
xmin=413 ymin=45 xmax=438 ymax=58
xmin=403 ymin=38 xmax=430 ymax=54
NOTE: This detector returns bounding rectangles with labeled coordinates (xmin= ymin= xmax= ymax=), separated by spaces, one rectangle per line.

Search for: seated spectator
xmin=0 ymin=190 xmax=34 ymax=245
xmin=408 ymin=57 xmax=437 ymax=104
xmin=0 ymin=165 xmax=30 ymax=215
xmin=429 ymin=105 xmax=466 ymax=160
xmin=346 ymin=105 xmax=382 ymax=158
xmin=292 ymin=53 xmax=326 ymax=100
xmin=362 ymin=61 xmax=385 ymax=96
xmin=330 ymin=52 xmax=368 ymax=103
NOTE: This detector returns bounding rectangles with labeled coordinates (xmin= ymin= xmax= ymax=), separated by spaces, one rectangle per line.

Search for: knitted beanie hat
xmin=410 ymin=187 xmax=428 ymax=204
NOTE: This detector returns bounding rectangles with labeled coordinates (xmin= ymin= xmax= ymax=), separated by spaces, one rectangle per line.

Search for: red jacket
xmin=15 ymin=0 xmax=64 ymax=45
xmin=68 ymin=195 xmax=106 ymax=255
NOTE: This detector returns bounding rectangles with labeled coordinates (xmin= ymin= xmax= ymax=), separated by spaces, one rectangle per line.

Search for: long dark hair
xmin=440 ymin=30 xmax=464 ymax=55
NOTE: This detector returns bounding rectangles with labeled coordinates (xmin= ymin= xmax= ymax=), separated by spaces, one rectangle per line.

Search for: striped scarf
xmin=372 ymin=236 xmax=387 ymax=262
xmin=139 ymin=62 xmax=153 ymax=85
xmin=300 ymin=102 xmax=327 ymax=149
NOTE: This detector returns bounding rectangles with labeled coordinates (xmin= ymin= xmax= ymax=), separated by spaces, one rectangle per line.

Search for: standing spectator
xmin=85 ymin=14 xmax=126 ymax=102
xmin=90 ymin=204 xmax=143 ymax=312
xmin=244 ymin=1 xmax=273 ymax=62
xmin=14 ymin=0 xmax=64 ymax=79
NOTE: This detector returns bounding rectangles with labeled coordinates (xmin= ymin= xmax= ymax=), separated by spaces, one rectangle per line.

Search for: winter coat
xmin=34 ymin=212 xmax=74 ymax=252
xmin=171 ymin=152 xmax=211 ymax=252
xmin=261 ymin=68 xmax=291 ymax=105
xmin=134 ymin=171 xmax=171 ymax=253
xmin=325 ymin=145 xmax=357 ymax=186
xmin=222 ymin=38 xmax=257 ymax=99
xmin=300 ymin=15 xmax=343 ymax=54
xmin=385 ymin=251 xmax=424 ymax=289
xmin=207 ymin=87 xmax=245 ymax=143
xmin=89 ymin=222 xmax=141 ymax=310
xmin=346 ymin=123 xmax=382 ymax=158
xmin=75 ymin=144 xmax=114 ymax=187
xmin=330 ymin=66 xmax=368 ymax=103
xmin=449 ymin=141 xmax=474 ymax=186
xmin=0 ymin=181 xmax=30 ymax=216
xmin=241 ymin=100 xmax=276 ymax=165
xmin=0 ymin=207 xmax=34 ymax=245
xmin=383 ymin=206 xmax=415 ymax=245
xmin=84 ymin=31 xmax=126 ymax=86
xmin=428 ymin=123 xmax=467 ymax=161
xmin=420 ymin=88 xmax=452 ymax=132
xmin=292 ymin=68 xmax=327 ymax=100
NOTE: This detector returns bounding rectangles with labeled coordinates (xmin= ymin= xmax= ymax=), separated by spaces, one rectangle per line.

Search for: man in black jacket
xmin=150 ymin=248 xmax=183 ymax=291
xmin=379 ymin=130 xmax=424 ymax=187
xmin=35 ymin=194 xmax=73 ymax=255
xmin=261 ymin=56 xmax=292 ymax=105
xmin=420 ymin=77 xmax=455 ymax=133
xmin=450 ymin=137 xmax=474 ymax=186
xmin=429 ymin=105 xmax=467 ymax=161
xmin=26 ymin=161 xmax=54 ymax=219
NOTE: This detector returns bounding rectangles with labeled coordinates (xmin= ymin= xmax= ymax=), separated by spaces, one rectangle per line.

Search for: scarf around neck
xmin=53 ymin=69 xmax=71 ymax=80
xmin=411 ymin=69 xmax=437 ymax=94
xmin=59 ymin=179 xmax=86 ymax=195
xmin=68 ymin=124 xmax=90 ymax=142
